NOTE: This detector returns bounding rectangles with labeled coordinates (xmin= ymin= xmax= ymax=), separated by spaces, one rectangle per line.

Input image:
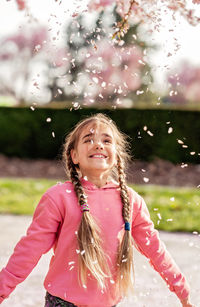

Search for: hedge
xmin=0 ymin=107 xmax=200 ymax=163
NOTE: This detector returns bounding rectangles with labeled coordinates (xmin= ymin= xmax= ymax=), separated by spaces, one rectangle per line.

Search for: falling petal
xmin=147 ymin=130 xmax=154 ymax=136
xmin=168 ymin=127 xmax=173 ymax=134
xmin=157 ymin=213 xmax=162 ymax=220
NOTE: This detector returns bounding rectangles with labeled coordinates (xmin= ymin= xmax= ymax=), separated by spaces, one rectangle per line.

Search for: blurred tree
xmin=166 ymin=61 xmax=200 ymax=105
xmin=48 ymin=6 xmax=154 ymax=107
xmin=0 ymin=26 xmax=70 ymax=105
xmin=15 ymin=0 xmax=200 ymax=28
xmin=0 ymin=26 xmax=47 ymax=104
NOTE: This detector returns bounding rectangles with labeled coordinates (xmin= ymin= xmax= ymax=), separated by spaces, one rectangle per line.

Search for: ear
xmin=70 ymin=149 xmax=79 ymax=165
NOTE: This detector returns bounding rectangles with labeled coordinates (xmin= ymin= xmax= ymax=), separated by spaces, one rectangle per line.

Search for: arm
xmin=180 ymin=298 xmax=195 ymax=307
xmin=131 ymin=195 xmax=190 ymax=303
xmin=0 ymin=193 xmax=62 ymax=303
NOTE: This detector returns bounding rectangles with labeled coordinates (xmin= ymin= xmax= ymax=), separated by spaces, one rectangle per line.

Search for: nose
xmin=94 ymin=140 xmax=103 ymax=149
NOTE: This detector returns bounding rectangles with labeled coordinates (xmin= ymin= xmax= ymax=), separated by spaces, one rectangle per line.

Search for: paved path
xmin=0 ymin=215 xmax=199 ymax=307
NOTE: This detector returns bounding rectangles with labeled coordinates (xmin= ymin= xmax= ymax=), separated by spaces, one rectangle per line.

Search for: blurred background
xmin=1 ymin=0 xmax=200 ymax=108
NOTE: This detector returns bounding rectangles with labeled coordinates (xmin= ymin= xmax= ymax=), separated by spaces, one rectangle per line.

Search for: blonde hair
xmin=62 ymin=113 xmax=134 ymax=296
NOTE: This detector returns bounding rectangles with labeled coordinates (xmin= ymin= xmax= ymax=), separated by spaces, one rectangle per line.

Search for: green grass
xmin=0 ymin=178 xmax=56 ymax=215
xmin=0 ymin=178 xmax=200 ymax=233
xmin=131 ymin=184 xmax=200 ymax=233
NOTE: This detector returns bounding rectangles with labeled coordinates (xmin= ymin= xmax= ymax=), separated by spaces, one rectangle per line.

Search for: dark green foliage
xmin=0 ymin=107 xmax=199 ymax=163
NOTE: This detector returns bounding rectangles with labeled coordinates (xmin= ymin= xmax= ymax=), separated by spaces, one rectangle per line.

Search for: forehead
xmin=79 ymin=121 xmax=114 ymax=138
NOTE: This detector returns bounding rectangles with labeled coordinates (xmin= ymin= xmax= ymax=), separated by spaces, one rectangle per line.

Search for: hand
xmin=180 ymin=297 xmax=196 ymax=307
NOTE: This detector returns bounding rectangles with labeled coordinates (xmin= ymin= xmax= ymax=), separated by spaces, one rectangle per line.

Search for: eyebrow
xmin=82 ymin=133 xmax=113 ymax=140
xmin=102 ymin=133 xmax=113 ymax=139
xmin=82 ymin=133 xmax=93 ymax=140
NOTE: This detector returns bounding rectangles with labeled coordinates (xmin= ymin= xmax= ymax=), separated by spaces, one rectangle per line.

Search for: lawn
xmin=0 ymin=178 xmax=200 ymax=233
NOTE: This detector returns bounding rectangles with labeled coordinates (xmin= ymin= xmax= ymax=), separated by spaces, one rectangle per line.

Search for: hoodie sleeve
xmin=0 ymin=193 xmax=62 ymax=304
xmin=131 ymin=193 xmax=190 ymax=300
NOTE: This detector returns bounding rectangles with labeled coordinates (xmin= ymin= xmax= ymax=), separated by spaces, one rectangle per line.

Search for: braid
xmin=66 ymin=148 xmax=111 ymax=289
xmin=117 ymin=155 xmax=134 ymax=296
xmin=117 ymin=156 xmax=130 ymax=223
xmin=66 ymin=149 xmax=87 ymax=206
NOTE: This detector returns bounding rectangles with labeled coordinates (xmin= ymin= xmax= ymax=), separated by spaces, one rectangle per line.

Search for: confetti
xmin=147 ymin=130 xmax=154 ymax=136
xmin=168 ymin=127 xmax=173 ymax=134
xmin=181 ymin=161 xmax=187 ymax=170
xmin=92 ymin=77 xmax=99 ymax=84
xmin=136 ymin=90 xmax=144 ymax=95
xmin=146 ymin=238 xmax=150 ymax=246
xmin=122 ymin=258 xmax=127 ymax=262
xmin=177 ymin=139 xmax=184 ymax=144
xmin=157 ymin=213 xmax=162 ymax=220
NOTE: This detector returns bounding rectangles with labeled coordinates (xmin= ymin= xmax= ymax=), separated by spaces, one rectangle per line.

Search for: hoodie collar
xmin=80 ymin=177 xmax=119 ymax=190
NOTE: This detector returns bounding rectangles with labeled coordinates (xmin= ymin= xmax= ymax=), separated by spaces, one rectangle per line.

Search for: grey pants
xmin=45 ymin=292 xmax=117 ymax=307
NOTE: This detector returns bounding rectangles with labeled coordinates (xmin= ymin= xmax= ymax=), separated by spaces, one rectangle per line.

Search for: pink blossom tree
xmin=0 ymin=26 xmax=48 ymax=104
xmin=15 ymin=0 xmax=200 ymax=33
xmin=85 ymin=39 xmax=144 ymax=104
xmin=46 ymin=7 xmax=152 ymax=107
xmin=0 ymin=26 xmax=70 ymax=104
xmin=167 ymin=61 xmax=200 ymax=104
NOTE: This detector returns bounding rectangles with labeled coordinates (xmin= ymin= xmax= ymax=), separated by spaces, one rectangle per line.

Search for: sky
xmin=1 ymin=0 xmax=200 ymax=94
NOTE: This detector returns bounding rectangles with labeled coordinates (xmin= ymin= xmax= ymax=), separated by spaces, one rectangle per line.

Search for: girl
xmin=0 ymin=113 xmax=195 ymax=307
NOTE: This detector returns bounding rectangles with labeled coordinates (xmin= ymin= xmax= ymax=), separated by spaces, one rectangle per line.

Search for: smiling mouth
xmin=89 ymin=154 xmax=107 ymax=159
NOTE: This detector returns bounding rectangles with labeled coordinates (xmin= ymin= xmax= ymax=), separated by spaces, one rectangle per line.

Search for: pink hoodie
xmin=0 ymin=179 xmax=190 ymax=306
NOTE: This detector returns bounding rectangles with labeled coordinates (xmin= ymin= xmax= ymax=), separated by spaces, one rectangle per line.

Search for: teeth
xmin=91 ymin=155 xmax=105 ymax=158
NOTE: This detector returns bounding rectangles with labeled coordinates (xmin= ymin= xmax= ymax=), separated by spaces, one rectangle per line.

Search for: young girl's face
xmin=71 ymin=122 xmax=117 ymax=179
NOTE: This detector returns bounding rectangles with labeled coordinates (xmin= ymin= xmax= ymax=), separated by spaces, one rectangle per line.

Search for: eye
xmin=84 ymin=138 xmax=93 ymax=143
xmin=104 ymin=139 xmax=112 ymax=144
